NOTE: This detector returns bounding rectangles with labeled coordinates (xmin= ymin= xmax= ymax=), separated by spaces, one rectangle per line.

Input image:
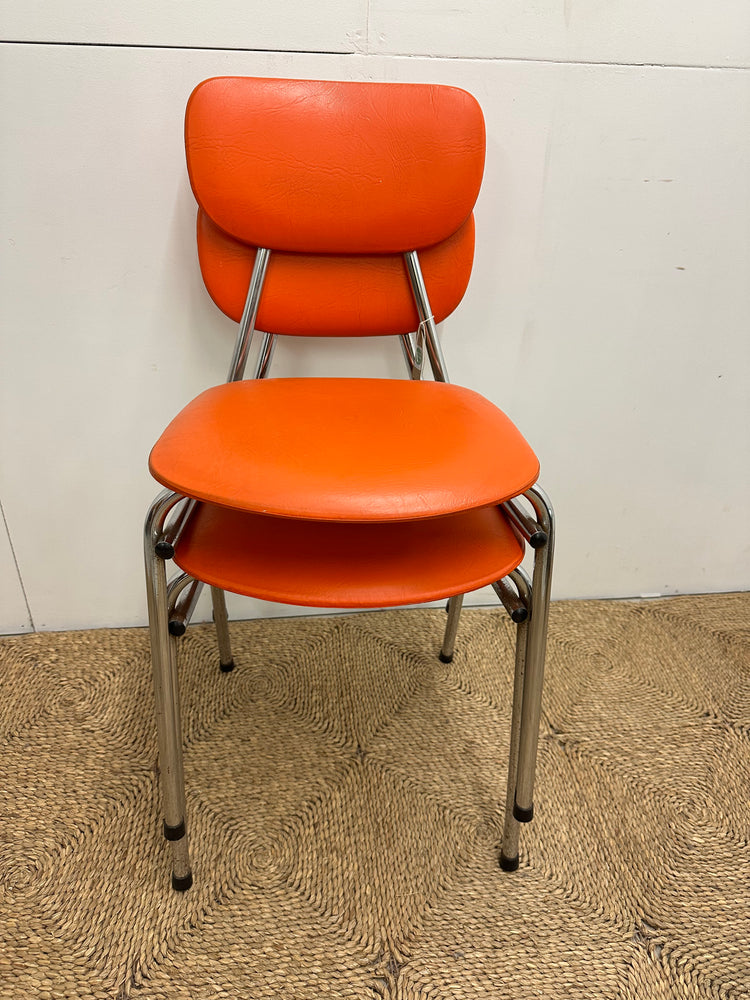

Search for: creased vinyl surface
xmin=0 ymin=594 xmax=748 ymax=999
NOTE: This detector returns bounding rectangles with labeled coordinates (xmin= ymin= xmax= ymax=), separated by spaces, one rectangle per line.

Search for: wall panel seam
xmin=371 ymin=52 xmax=750 ymax=72
xmin=0 ymin=39 xmax=349 ymax=57
xmin=0 ymin=39 xmax=747 ymax=73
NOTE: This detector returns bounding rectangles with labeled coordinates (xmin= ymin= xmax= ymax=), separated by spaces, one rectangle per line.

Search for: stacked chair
xmin=144 ymin=77 xmax=555 ymax=891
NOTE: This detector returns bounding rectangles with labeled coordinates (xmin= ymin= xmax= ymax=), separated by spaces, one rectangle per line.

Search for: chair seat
xmin=150 ymin=378 xmax=539 ymax=522
xmin=173 ymin=502 xmax=525 ymax=607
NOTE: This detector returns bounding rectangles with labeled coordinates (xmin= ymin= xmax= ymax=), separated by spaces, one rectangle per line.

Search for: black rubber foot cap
xmin=513 ymin=801 xmax=534 ymax=823
xmin=438 ymin=652 xmax=453 ymax=664
xmin=220 ymin=659 xmax=236 ymax=673
xmin=163 ymin=818 xmax=186 ymax=842
xmin=172 ymin=871 xmax=193 ymax=892
xmin=500 ymin=852 xmax=519 ymax=872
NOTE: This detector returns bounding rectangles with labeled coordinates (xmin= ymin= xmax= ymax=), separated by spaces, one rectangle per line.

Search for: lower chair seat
xmin=173 ymin=502 xmax=525 ymax=607
xmin=150 ymin=378 xmax=539 ymax=522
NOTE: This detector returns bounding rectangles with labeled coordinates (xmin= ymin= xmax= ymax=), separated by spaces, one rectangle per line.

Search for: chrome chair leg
xmin=440 ymin=593 xmax=464 ymax=663
xmin=513 ymin=484 xmax=555 ymax=825
xmin=163 ymin=629 xmax=192 ymax=888
xmin=145 ymin=490 xmax=193 ymax=891
xmin=497 ymin=568 xmax=531 ymax=871
xmin=211 ymin=586 xmax=235 ymax=673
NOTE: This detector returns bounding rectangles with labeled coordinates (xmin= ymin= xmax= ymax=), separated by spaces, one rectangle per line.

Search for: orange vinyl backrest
xmin=186 ymin=77 xmax=486 ymax=336
xmin=185 ymin=77 xmax=486 ymax=255
xmin=197 ymin=210 xmax=476 ymax=335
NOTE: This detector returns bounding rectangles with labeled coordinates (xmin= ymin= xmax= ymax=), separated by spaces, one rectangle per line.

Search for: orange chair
xmin=144 ymin=77 xmax=554 ymax=891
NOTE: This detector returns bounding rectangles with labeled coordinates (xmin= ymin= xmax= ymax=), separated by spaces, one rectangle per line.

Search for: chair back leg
xmin=499 ymin=567 xmax=531 ymax=870
xmin=513 ymin=486 xmax=555 ymax=824
xmin=439 ymin=594 xmax=465 ymax=663
xmin=211 ymin=586 xmax=235 ymax=673
xmin=145 ymin=490 xmax=193 ymax=890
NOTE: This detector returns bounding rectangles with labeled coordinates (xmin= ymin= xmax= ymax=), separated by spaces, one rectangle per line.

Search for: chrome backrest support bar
xmin=227 ymin=247 xmax=448 ymax=384
xmin=227 ymin=247 xmax=271 ymax=382
xmin=250 ymin=330 xmax=278 ymax=380
xmin=513 ymin=484 xmax=555 ymax=816
xmin=399 ymin=333 xmax=417 ymax=377
xmin=403 ymin=250 xmax=450 ymax=383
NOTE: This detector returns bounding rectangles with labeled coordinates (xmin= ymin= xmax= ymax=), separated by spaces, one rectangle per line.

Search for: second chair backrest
xmin=185 ymin=76 xmax=486 ymax=338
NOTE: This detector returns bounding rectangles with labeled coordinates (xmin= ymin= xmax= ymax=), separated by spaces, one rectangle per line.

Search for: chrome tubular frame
xmin=145 ymin=248 xmax=276 ymax=882
xmin=513 ymin=484 xmax=555 ymax=824
xmin=399 ymin=333 xmax=418 ymax=378
xmin=227 ymin=247 xmax=271 ymax=382
xmin=404 ymin=250 xmax=450 ymax=383
xmin=144 ymin=488 xmax=192 ymax=890
xmin=492 ymin=576 xmax=528 ymax=624
xmin=497 ymin=566 xmax=531 ymax=871
xmin=144 ymin=224 xmax=554 ymax=890
xmin=166 ymin=569 xmax=192 ymax=605
xmin=440 ymin=594 xmax=464 ymax=663
xmin=250 ymin=330 xmax=278 ymax=380
xmin=209 ymin=250 xmax=276 ymax=667
xmin=211 ymin=586 xmax=235 ymax=672
xmin=167 ymin=572 xmax=204 ymax=637
xmin=502 ymin=497 xmax=548 ymax=550
xmin=160 ymin=496 xmax=197 ymax=557
xmin=403 ymin=254 xmax=469 ymax=664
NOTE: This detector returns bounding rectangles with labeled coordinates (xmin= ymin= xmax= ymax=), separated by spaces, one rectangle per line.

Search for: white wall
xmin=1 ymin=3 xmax=748 ymax=633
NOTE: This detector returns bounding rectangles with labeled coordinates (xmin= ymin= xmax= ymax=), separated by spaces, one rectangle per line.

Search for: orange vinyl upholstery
xmin=173 ymin=504 xmax=525 ymax=608
xmin=149 ymin=378 xmax=539 ymax=522
xmin=196 ymin=210 xmax=476 ymax=335
xmin=185 ymin=77 xmax=485 ymax=254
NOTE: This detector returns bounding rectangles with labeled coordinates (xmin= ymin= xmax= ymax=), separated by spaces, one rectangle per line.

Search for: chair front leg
xmin=497 ymin=568 xmax=531 ymax=871
xmin=513 ymin=485 xmax=555 ymax=825
xmin=144 ymin=490 xmax=193 ymax=891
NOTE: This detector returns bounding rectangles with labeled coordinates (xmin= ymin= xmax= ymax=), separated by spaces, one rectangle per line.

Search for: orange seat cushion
xmin=174 ymin=502 xmax=525 ymax=608
xmin=149 ymin=378 xmax=539 ymax=522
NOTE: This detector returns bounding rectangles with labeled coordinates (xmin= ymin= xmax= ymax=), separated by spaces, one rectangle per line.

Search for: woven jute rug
xmin=0 ymin=593 xmax=748 ymax=999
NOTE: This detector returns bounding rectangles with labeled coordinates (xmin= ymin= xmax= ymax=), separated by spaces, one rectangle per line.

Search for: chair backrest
xmin=185 ymin=77 xmax=486 ymax=337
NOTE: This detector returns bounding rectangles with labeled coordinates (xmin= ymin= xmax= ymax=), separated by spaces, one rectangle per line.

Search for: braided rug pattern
xmin=0 ymin=593 xmax=748 ymax=999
